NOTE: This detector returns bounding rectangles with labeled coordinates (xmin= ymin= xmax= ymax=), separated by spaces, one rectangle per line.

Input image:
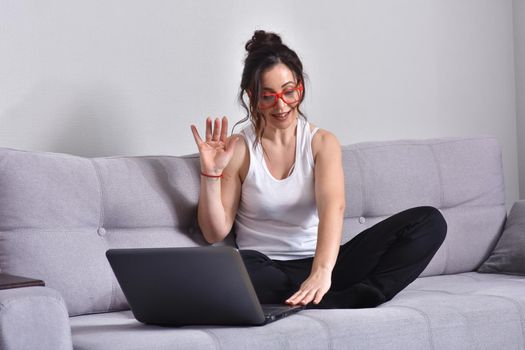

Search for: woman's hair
xmin=233 ymin=30 xmax=307 ymax=148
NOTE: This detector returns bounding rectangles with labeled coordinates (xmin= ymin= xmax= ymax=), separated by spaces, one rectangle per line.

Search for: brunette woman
xmin=190 ymin=30 xmax=447 ymax=308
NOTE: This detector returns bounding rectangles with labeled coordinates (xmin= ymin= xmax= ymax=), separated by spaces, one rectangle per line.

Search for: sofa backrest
xmin=0 ymin=136 xmax=506 ymax=316
xmin=340 ymin=136 xmax=506 ymax=278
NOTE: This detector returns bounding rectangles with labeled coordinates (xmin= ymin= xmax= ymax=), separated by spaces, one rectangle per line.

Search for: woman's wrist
xmin=311 ymin=260 xmax=335 ymax=275
xmin=200 ymin=171 xmax=223 ymax=178
xmin=311 ymin=265 xmax=333 ymax=275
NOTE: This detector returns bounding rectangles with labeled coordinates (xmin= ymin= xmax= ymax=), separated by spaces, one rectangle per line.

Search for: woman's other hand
xmin=190 ymin=116 xmax=239 ymax=175
xmin=285 ymin=268 xmax=332 ymax=306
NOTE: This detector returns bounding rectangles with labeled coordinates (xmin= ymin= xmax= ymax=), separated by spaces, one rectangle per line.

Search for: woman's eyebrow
xmin=262 ymin=81 xmax=297 ymax=91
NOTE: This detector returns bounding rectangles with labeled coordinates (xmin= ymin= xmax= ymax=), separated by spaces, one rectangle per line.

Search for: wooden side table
xmin=0 ymin=273 xmax=45 ymax=290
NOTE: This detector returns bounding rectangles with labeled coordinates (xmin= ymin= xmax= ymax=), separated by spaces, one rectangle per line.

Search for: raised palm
xmin=190 ymin=117 xmax=239 ymax=175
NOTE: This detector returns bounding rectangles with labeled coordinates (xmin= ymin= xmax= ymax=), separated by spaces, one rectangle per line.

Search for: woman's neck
xmin=261 ymin=117 xmax=298 ymax=147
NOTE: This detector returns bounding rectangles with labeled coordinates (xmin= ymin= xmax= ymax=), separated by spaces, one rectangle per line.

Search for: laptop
xmin=106 ymin=246 xmax=304 ymax=326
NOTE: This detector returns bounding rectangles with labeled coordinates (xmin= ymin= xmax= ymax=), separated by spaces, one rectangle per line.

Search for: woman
xmin=190 ymin=30 xmax=447 ymax=309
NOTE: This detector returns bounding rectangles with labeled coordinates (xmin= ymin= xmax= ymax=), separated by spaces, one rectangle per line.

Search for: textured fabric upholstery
xmin=341 ymin=137 xmax=506 ymax=276
xmin=70 ymin=272 xmax=525 ymax=350
xmin=0 ymin=136 xmax=506 ymax=317
xmin=0 ymin=150 xmax=232 ymax=315
xmin=0 ymin=135 xmax=518 ymax=350
xmin=0 ymin=286 xmax=72 ymax=350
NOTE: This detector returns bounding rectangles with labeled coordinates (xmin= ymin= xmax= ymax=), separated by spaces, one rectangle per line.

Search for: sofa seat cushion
xmin=71 ymin=308 xmax=433 ymax=350
xmin=70 ymin=272 xmax=525 ymax=350
xmin=384 ymin=271 xmax=525 ymax=349
xmin=70 ymin=309 xmax=335 ymax=350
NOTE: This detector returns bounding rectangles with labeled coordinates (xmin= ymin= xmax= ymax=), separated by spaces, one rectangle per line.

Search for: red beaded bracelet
xmin=200 ymin=172 xmax=223 ymax=179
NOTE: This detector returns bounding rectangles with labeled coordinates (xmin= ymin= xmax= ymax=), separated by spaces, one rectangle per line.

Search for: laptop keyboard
xmin=262 ymin=305 xmax=297 ymax=316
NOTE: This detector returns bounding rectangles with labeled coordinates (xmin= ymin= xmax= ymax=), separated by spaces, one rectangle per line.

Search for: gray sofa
xmin=1 ymin=135 xmax=524 ymax=350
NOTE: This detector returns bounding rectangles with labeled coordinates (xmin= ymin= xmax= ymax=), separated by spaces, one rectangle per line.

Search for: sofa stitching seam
xmin=0 ymin=294 xmax=69 ymax=317
xmin=89 ymin=159 xmax=116 ymax=312
xmin=296 ymin=314 xmax=334 ymax=350
xmin=1 ymin=136 xmax=494 ymax=158
xmin=89 ymin=159 xmax=105 ymax=230
xmin=385 ymin=305 xmax=435 ymax=350
xmin=198 ymin=329 xmax=221 ymax=350
xmin=428 ymin=144 xmax=445 ymax=207
xmin=341 ymin=136 xmax=497 ymax=151
xmin=354 ymin=150 xmax=366 ymax=216
xmin=345 ymin=204 xmax=504 ymax=222
xmin=428 ymin=138 xmax=447 ymax=275
xmin=408 ymin=289 xmax=525 ymax=347
xmin=462 ymin=273 xmax=483 ymax=282
xmin=470 ymin=293 xmax=525 ymax=348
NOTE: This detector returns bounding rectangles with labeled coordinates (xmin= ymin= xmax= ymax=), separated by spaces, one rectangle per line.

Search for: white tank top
xmin=234 ymin=117 xmax=320 ymax=260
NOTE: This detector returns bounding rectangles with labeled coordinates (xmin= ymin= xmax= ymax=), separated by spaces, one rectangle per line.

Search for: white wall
xmin=515 ymin=0 xmax=525 ymax=200
xmin=0 ymin=0 xmax=519 ymax=210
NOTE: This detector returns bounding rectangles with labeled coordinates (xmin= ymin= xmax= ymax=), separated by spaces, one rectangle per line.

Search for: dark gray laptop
xmin=106 ymin=246 xmax=304 ymax=326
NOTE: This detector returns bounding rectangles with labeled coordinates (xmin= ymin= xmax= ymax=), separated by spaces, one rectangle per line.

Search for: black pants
xmin=240 ymin=206 xmax=447 ymax=309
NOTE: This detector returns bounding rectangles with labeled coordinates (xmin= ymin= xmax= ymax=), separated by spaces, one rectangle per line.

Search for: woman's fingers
xmin=190 ymin=125 xmax=203 ymax=145
xmin=285 ymin=291 xmax=300 ymax=304
xmin=220 ymin=116 xmax=228 ymax=143
xmin=286 ymin=289 xmax=309 ymax=305
xmin=205 ymin=117 xmax=212 ymax=142
xmin=287 ymin=286 xmax=327 ymax=306
xmin=295 ymin=289 xmax=317 ymax=305
xmin=212 ymin=117 xmax=221 ymax=141
xmin=199 ymin=116 xmax=230 ymax=145
xmin=313 ymin=289 xmax=326 ymax=304
xmin=299 ymin=289 xmax=317 ymax=305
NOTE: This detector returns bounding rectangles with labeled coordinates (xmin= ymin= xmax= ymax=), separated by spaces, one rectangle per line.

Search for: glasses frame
xmin=258 ymin=84 xmax=304 ymax=110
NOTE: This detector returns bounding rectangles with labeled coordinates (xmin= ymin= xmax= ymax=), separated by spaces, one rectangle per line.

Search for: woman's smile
xmin=271 ymin=110 xmax=291 ymax=121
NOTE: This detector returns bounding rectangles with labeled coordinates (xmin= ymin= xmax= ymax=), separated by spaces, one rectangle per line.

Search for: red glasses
xmin=258 ymin=84 xmax=303 ymax=109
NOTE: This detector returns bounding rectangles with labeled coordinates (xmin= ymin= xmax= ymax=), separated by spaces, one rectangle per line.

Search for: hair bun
xmin=245 ymin=30 xmax=283 ymax=53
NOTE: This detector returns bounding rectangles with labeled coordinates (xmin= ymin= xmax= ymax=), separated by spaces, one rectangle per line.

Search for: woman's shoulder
xmin=228 ymin=133 xmax=250 ymax=182
xmin=308 ymin=122 xmax=341 ymax=161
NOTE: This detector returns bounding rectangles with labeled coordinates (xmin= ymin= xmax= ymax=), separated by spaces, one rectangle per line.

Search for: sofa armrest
xmin=0 ymin=285 xmax=73 ymax=350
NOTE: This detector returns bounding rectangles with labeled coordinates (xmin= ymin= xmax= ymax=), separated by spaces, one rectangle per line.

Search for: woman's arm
xmin=286 ymin=130 xmax=345 ymax=306
xmin=191 ymin=117 xmax=244 ymax=243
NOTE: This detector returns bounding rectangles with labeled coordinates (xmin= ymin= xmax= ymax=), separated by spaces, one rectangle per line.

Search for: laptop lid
xmin=106 ymin=246 xmax=299 ymax=326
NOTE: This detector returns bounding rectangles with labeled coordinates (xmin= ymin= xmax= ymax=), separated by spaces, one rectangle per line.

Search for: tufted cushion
xmin=340 ymin=136 xmax=506 ymax=276
xmin=0 ymin=136 xmax=506 ymax=316
xmin=0 ymin=149 xmax=224 ymax=316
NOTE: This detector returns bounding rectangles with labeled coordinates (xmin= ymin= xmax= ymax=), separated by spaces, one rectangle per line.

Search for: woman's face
xmin=256 ymin=63 xmax=302 ymax=131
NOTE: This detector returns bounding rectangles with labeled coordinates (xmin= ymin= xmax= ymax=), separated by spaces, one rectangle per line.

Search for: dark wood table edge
xmin=0 ymin=273 xmax=45 ymax=290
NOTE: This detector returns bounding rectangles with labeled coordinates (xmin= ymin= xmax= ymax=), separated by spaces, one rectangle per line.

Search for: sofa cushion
xmin=69 ymin=272 xmax=525 ymax=350
xmin=381 ymin=271 xmax=525 ymax=349
xmin=0 ymin=286 xmax=72 ymax=350
xmin=341 ymin=136 xmax=506 ymax=275
xmin=0 ymin=136 xmax=507 ymax=316
xmin=478 ymin=200 xmax=525 ymax=275
xmin=70 ymin=308 xmax=432 ymax=350
xmin=0 ymin=149 xmax=223 ymax=316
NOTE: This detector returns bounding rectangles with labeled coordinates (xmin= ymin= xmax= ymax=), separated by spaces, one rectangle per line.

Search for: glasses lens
xmin=260 ymin=94 xmax=276 ymax=108
xmin=259 ymin=88 xmax=301 ymax=109
xmin=282 ymin=88 xmax=300 ymax=104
